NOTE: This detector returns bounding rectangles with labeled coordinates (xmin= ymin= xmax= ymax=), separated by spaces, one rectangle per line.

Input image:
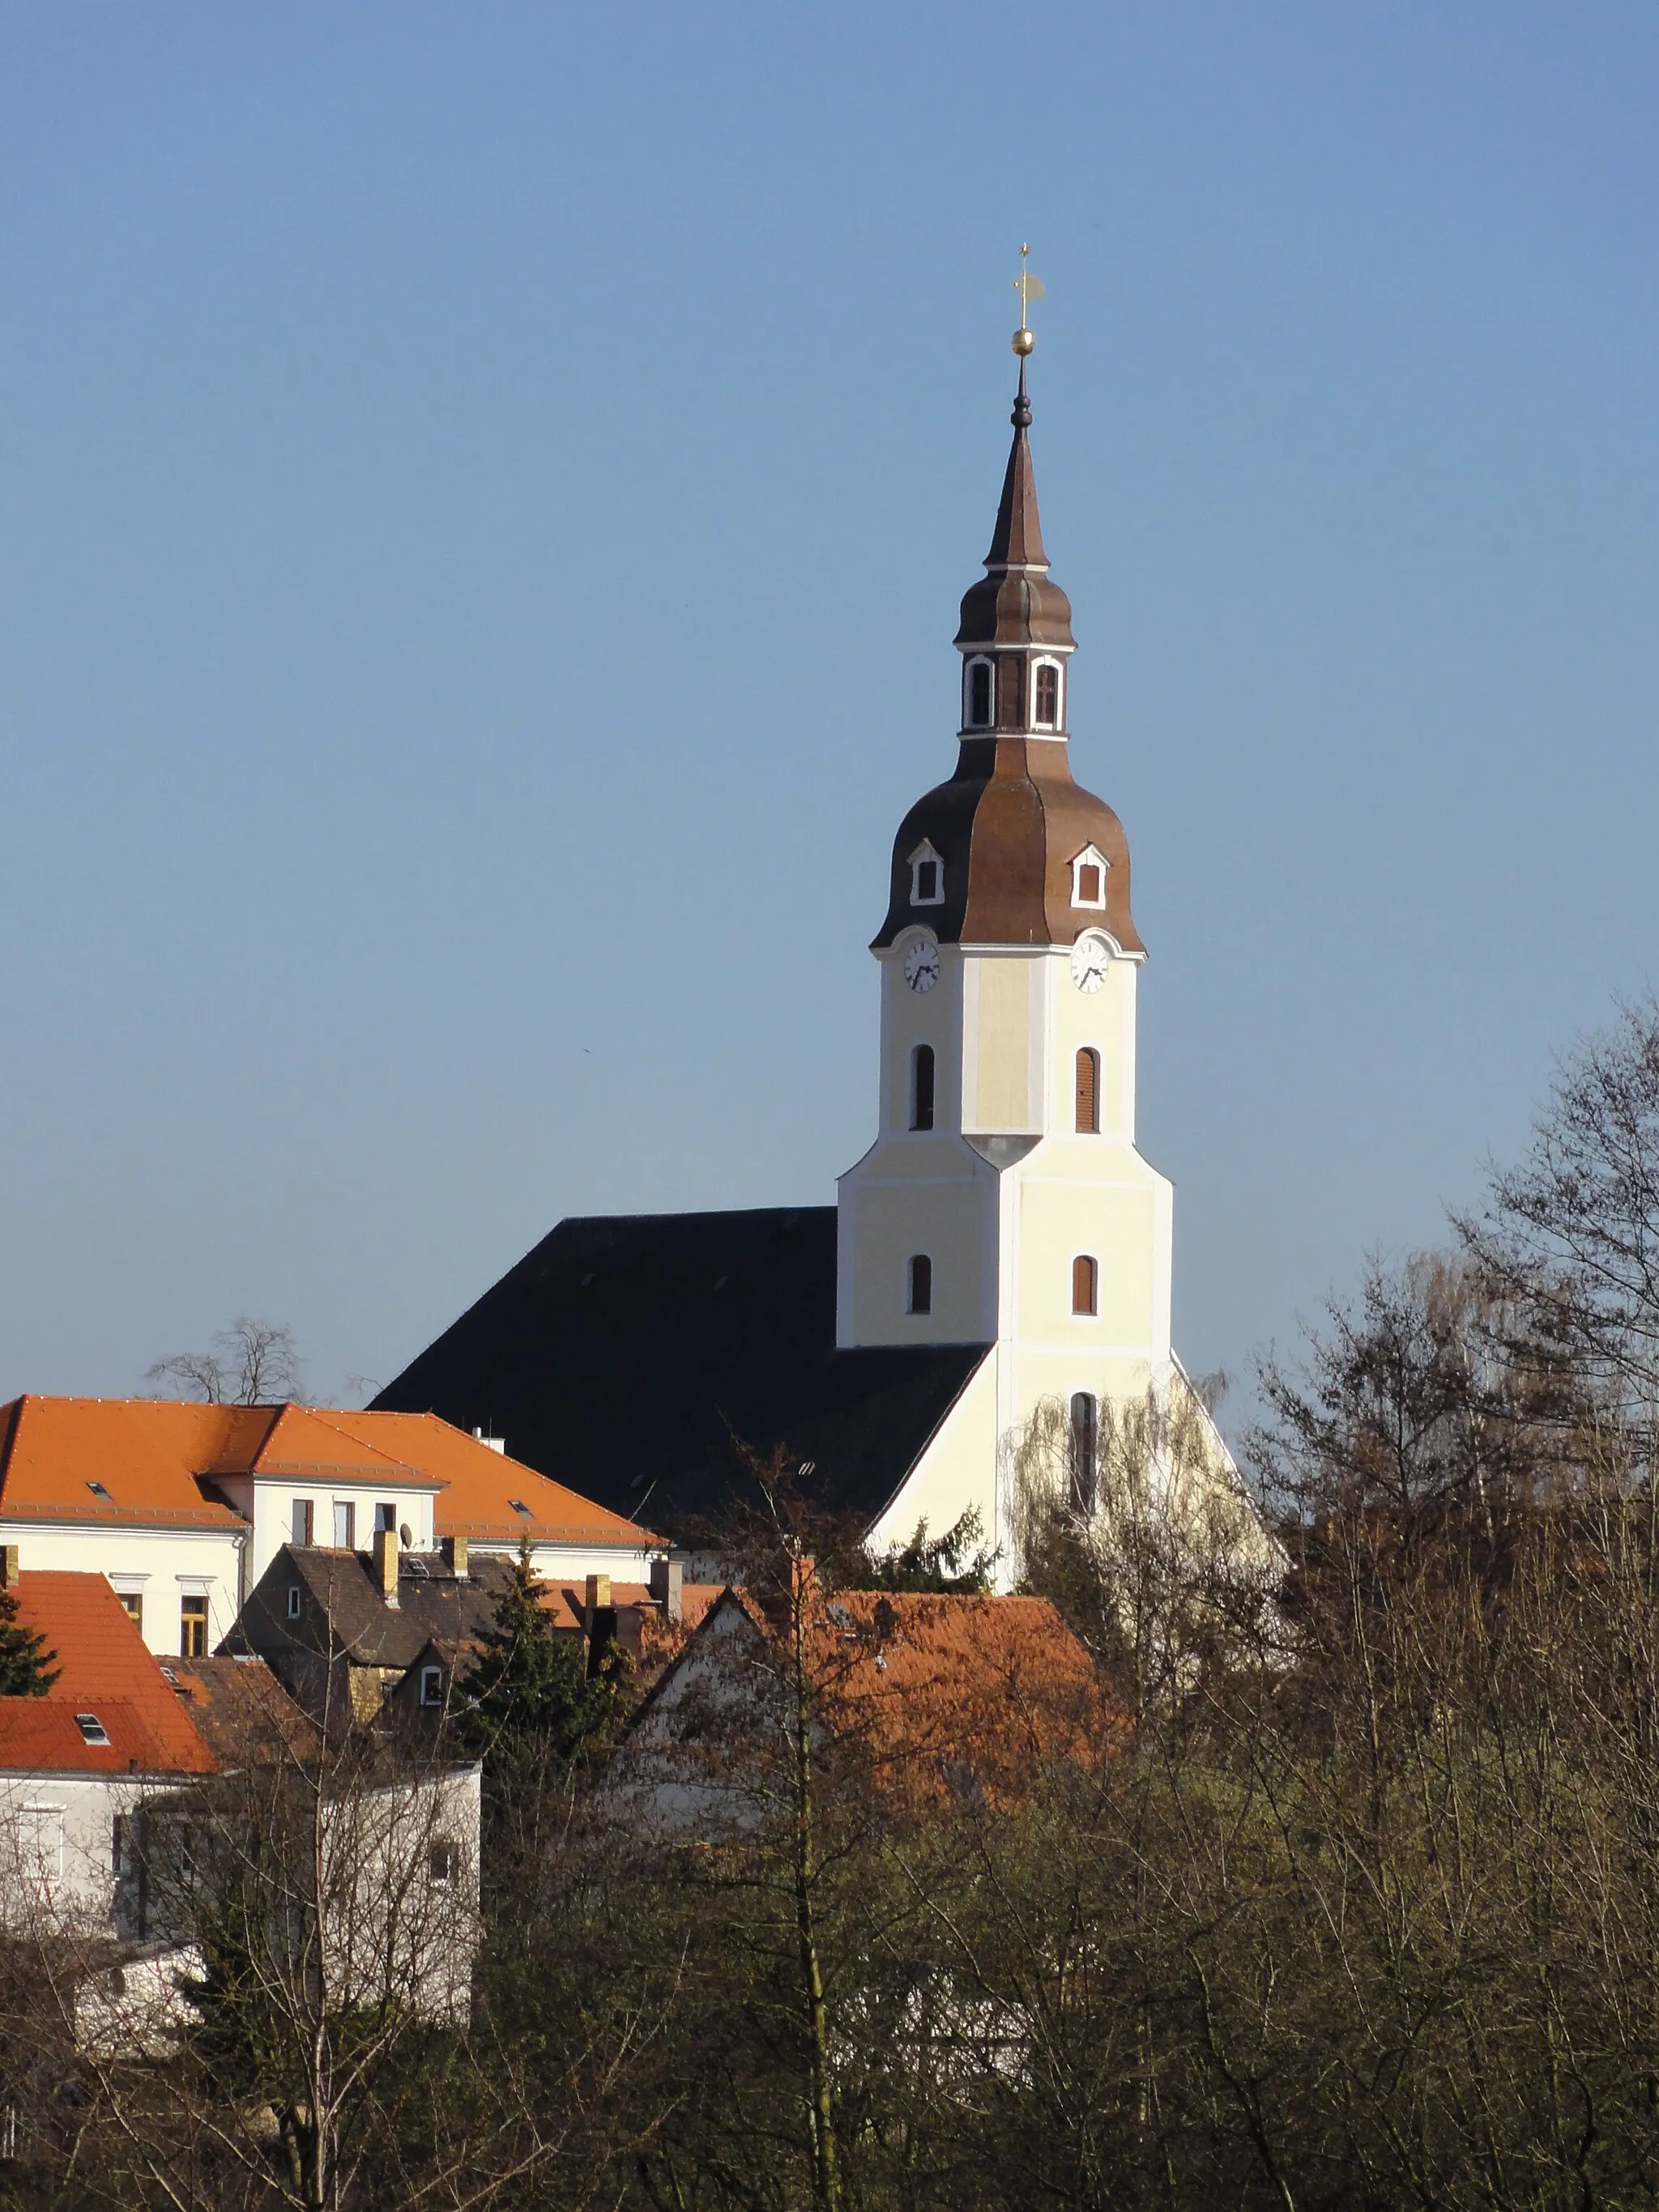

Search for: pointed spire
xmin=954 ymin=357 xmax=1076 ymax=656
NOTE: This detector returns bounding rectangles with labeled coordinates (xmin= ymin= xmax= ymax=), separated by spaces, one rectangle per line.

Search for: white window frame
xmin=286 ymin=1584 xmax=302 ymax=1621
xmin=420 ymin=1664 xmax=443 ymax=1708
xmin=962 ymin=654 xmax=996 ymax=731
xmin=1069 ymin=843 xmax=1110 ymax=910
xmin=1030 ymin=656 xmax=1065 ymax=731
xmin=907 ymin=839 xmax=946 ymax=909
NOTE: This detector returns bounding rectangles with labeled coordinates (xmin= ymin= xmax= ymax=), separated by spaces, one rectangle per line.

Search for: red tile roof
xmin=0 ymin=1397 xmax=657 ymax=1549
xmin=0 ymin=1572 xmax=216 ymax=1777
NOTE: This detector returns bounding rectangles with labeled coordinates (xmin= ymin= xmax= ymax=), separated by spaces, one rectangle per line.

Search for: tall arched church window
xmin=1072 ymin=1254 xmax=1098 ymax=1316
xmin=908 ymin=840 xmax=945 ymax=907
xmin=1069 ymin=1392 xmax=1098 ymax=1512
xmin=908 ymin=1255 xmax=932 ymax=1315
xmin=1033 ymin=660 xmax=1061 ymax=729
xmin=965 ymin=658 xmax=993 ymax=730
xmin=1075 ymin=1047 xmax=1099 ymax=1134
xmin=911 ymin=1045 xmax=935 ymax=1131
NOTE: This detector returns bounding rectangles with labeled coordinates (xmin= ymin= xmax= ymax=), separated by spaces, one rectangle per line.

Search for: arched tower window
xmin=965 ymin=658 xmax=994 ymax=730
xmin=1075 ymin=1048 xmax=1099 ymax=1134
xmin=911 ymin=1045 xmax=935 ymax=1132
xmin=1033 ymin=660 xmax=1061 ymax=729
xmin=1072 ymin=1255 xmax=1098 ymax=1316
xmin=907 ymin=1254 xmax=932 ymax=1315
xmin=1069 ymin=1392 xmax=1098 ymax=1512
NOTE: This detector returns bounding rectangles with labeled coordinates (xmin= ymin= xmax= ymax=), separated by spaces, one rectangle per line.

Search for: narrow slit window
xmin=967 ymin=659 xmax=992 ymax=728
xmin=911 ymin=1045 xmax=936 ymax=1131
xmin=1075 ymin=1048 xmax=1099 ymax=1134
xmin=907 ymin=1255 xmax=932 ymax=1315
xmin=286 ymin=1585 xmax=302 ymax=1621
xmin=1034 ymin=663 xmax=1060 ymax=727
xmin=1072 ymin=1255 xmax=1098 ymax=1316
xmin=1069 ymin=1393 xmax=1098 ymax=1513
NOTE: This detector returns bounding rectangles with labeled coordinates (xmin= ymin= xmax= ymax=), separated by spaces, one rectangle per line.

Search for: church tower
xmin=835 ymin=339 xmax=1175 ymax=1507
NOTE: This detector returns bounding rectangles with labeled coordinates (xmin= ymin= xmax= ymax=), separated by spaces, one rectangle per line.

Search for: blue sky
xmin=2 ymin=3 xmax=1655 ymax=1427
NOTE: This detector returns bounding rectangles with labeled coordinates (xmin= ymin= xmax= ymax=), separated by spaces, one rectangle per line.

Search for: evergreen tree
xmin=0 ymin=1584 xmax=59 ymax=1695
xmin=455 ymin=1546 xmax=614 ymax=1766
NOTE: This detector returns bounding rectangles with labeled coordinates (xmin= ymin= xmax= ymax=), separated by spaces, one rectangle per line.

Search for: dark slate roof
xmin=370 ymin=1208 xmax=991 ymax=1537
xmin=237 ymin=1545 xmax=520 ymax=1677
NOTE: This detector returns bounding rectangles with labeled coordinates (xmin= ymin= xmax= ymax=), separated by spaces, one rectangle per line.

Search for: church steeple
xmin=870 ymin=329 xmax=1142 ymax=958
xmin=953 ymin=356 xmax=1077 ymax=671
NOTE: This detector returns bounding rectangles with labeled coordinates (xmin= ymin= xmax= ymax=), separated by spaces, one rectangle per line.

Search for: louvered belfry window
xmin=1072 ymin=1255 xmax=1098 ymax=1315
xmin=1075 ymin=1047 xmax=1099 ymax=1134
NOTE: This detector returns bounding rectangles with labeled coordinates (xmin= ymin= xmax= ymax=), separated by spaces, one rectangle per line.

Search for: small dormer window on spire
xmin=908 ymin=840 xmax=945 ymax=908
xmin=1033 ymin=659 xmax=1062 ymax=731
xmin=1070 ymin=844 xmax=1109 ymax=910
xmin=965 ymin=658 xmax=994 ymax=730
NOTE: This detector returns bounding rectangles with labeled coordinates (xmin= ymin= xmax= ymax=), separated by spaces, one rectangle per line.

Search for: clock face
xmin=1070 ymin=933 xmax=1109 ymax=995
xmin=903 ymin=937 xmax=940 ymax=994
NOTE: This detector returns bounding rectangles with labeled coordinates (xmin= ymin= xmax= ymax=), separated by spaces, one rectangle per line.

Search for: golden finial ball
xmin=1012 ymin=326 xmax=1035 ymax=357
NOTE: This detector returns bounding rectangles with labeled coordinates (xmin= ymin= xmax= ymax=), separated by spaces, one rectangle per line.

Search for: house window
xmin=180 ymin=1596 xmax=208 ymax=1660
xmin=966 ymin=657 xmax=993 ymax=729
xmin=1075 ymin=1048 xmax=1100 ymax=1135
xmin=1069 ymin=1393 xmax=1098 ymax=1513
xmin=911 ymin=1045 xmax=936 ymax=1132
xmin=420 ymin=1664 xmax=443 ymax=1708
xmin=908 ymin=839 xmax=945 ymax=907
xmin=908 ymin=1255 xmax=932 ymax=1315
xmin=286 ymin=1585 xmax=302 ymax=1622
xmin=1034 ymin=661 xmax=1060 ymax=728
xmin=373 ymin=1502 xmax=396 ymax=1535
xmin=112 ymin=1812 xmax=128 ymax=1876
xmin=292 ymin=1499 xmax=313 ymax=1546
xmin=429 ymin=1839 xmax=456 ymax=1885
xmin=332 ymin=1502 xmax=356 ymax=1550
xmin=115 ymin=1590 xmax=143 ymax=1634
xmin=1072 ymin=1255 xmax=1098 ymax=1316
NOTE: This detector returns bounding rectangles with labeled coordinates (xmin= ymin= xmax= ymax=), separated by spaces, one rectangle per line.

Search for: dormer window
xmin=1069 ymin=844 xmax=1110 ymax=910
xmin=908 ymin=839 xmax=945 ymax=908
xmin=1032 ymin=659 xmax=1062 ymax=730
xmin=964 ymin=657 xmax=993 ymax=730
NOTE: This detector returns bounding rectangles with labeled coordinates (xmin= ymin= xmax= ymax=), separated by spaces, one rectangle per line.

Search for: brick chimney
xmin=648 ymin=1556 xmax=683 ymax=1626
xmin=583 ymin=1572 xmax=612 ymax=1622
xmin=373 ymin=1526 xmax=400 ymax=1609
xmin=0 ymin=1544 xmax=18 ymax=1588
xmin=441 ymin=1535 xmax=468 ymax=1579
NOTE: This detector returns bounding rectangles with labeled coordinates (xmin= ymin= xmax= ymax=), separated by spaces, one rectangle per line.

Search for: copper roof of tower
xmin=953 ymin=360 xmax=1077 ymax=654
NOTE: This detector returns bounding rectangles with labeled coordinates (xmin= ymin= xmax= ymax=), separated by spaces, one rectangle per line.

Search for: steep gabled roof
xmin=0 ymin=1572 xmax=216 ymax=1776
xmin=370 ymin=1208 xmax=992 ymax=1538
xmin=624 ymin=1584 xmax=1113 ymax=1817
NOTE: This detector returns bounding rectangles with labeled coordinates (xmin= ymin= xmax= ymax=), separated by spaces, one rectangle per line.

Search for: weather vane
xmin=1013 ymin=241 xmax=1044 ymax=357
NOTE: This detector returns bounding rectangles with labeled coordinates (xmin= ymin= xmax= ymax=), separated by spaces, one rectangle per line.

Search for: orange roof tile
xmin=0 ymin=1571 xmax=216 ymax=1777
xmin=316 ymin=1410 xmax=659 ymax=1546
xmin=0 ymin=1397 xmax=251 ymax=1527
xmin=0 ymin=1396 xmax=657 ymax=1549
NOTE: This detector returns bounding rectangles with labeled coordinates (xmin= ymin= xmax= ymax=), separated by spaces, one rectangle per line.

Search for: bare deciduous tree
xmin=145 ymin=1316 xmax=303 ymax=1405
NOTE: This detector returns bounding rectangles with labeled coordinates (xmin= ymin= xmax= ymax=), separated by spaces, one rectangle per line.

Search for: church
xmin=373 ymin=326 xmax=1235 ymax=1576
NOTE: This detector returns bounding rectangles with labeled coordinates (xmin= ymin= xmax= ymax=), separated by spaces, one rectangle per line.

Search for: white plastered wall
xmin=0 ymin=1524 xmax=246 ymax=1658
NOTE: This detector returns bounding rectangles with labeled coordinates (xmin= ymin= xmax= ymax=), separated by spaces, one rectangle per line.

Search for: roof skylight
xmin=510 ymin=1498 xmax=532 ymax=1517
xmin=87 ymin=1480 xmax=111 ymax=1498
xmin=75 ymin=1713 xmax=110 ymax=1745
